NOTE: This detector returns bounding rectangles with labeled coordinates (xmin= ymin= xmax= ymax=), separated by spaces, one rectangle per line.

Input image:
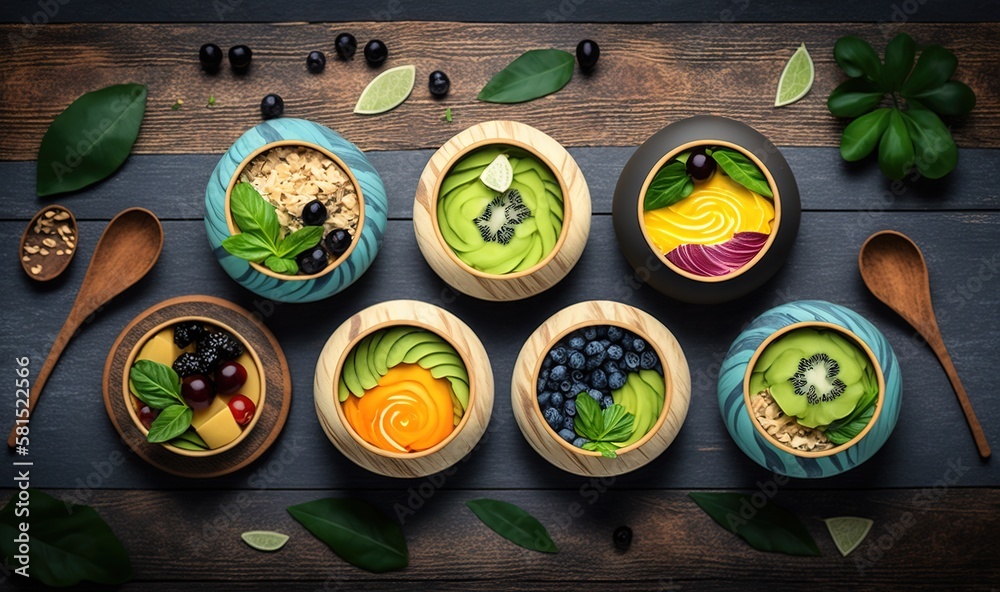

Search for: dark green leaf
xmin=833 ymin=36 xmax=882 ymax=84
xmin=901 ymin=45 xmax=957 ymax=97
xmin=222 ymin=232 xmax=277 ymax=262
xmin=146 ymin=405 xmax=193 ymax=443
xmin=477 ymin=49 xmax=575 ymax=103
xmin=882 ymin=33 xmax=916 ymax=91
xmin=643 ymin=161 xmax=694 ymax=210
xmin=827 ymin=78 xmax=884 ymax=118
xmin=878 ymin=109 xmax=915 ymax=181
xmin=36 ymin=84 xmax=147 ymax=196
xmin=908 ymin=81 xmax=976 ymax=116
xmin=574 ymin=392 xmax=603 ymax=440
xmin=466 ymin=499 xmax=558 ymax=553
xmin=688 ymin=492 xmax=821 ymax=557
xmin=169 ymin=429 xmax=209 ymax=450
xmin=0 ymin=489 xmax=133 ymax=586
xmin=599 ymin=405 xmax=635 ymax=442
xmin=840 ymin=108 xmax=891 ymax=162
xmin=288 ymin=498 xmax=408 ymax=573
xmin=582 ymin=440 xmax=619 ymax=458
xmin=230 ymin=182 xmax=280 ymax=249
xmin=128 ymin=359 xmax=182 ymax=409
xmin=825 ymin=388 xmax=878 ymax=444
xmin=711 ymin=148 xmax=774 ymax=198
xmin=903 ymin=108 xmax=958 ymax=179
xmin=277 ymin=226 xmax=324 ymax=258
xmin=264 ymin=255 xmax=300 ymax=275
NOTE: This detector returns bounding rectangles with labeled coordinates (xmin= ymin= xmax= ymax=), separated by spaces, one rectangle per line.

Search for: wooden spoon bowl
xmin=20 ymin=205 xmax=78 ymax=281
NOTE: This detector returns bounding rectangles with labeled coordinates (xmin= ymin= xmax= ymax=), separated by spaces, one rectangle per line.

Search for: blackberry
xmin=568 ymin=336 xmax=586 ymax=351
xmin=550 ymin=392 xmax=564 ymax=409
xmin=198 ymin=347 xmax=222 ymax=373
xmin=590 ymin=369 xmax=608 ymax=389
xmin=608 ymin=372 xmax=626 ymax=390
xmin=600 ymin=395 xmax=615 ymax=409
xmin=568 ymin=351 xmax=586 ymax=370
xmin=564 ymin=399 xmax=577 ymax=416
xmin=557 ymin=428 xmax=576 ymax=443
xmin=550 ymin=365 xmax=568 ymax=383
xmin=549 ymin=347 xmax=568 ymax=365
xmin=583 ymin=327 xmax=598 ymax=341
xmin=543 ymin=407 xmax=562 ymax=430
xmin=173 ymin=322 xmax=206 ymax=348
xmin=173 ymin=352 xmax=204 ymax=378
xmin=538 ymin=391 xmax=552 ymax=407
xmin=198 ymin=331 xmax=244 ymax=360
xmin=607 ymin=326 xmax=624 ymax=342
xmin=640 ymin=350 xmax=658 ymax=370
xmin=624 ymin=352 xmax=641 ymax=370
xmin=562 ymin=416 xmax=575 ymax=432
xmin=606 ymin=344 xmax=624 ymax=361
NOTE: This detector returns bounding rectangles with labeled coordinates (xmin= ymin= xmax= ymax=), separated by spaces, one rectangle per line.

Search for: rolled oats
xmin=751 ymin=390 xmax=834 ymax=452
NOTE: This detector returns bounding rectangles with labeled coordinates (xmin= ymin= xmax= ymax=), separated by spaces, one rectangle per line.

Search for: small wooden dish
xmin=314 ymin=300 xmax=494 ymax=478
xmin=413 ymin=120 xmax=591 ymax=301
xmin=103 ymin=295 xmax=292 ymax=478
xmin=20 ymin=205 xmax=78 ymax=281
xmin=511 ymin=301 xmax=691 ymax=476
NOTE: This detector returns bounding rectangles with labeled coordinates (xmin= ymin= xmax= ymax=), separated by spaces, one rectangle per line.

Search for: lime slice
xmin=824 ymin=517 xmax=873 ymax=557
xmin=479 ymin=154 xmax=513 ymax=193
xmin=354 ymin=65 xmax=416 ymax=115
xmin=774 ymin=44 xmax=814 ymax=107
xmin=241 ymin=530 xmax=289 ymax=552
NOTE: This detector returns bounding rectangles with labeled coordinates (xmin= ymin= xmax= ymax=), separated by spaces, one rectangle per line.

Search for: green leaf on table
xmin=833 ymin=36 xmax=883 ymax=84
xmin=287 ymin=498 xmax=408 ymax=573
xmin=466 ymin=499 xmax=558 ymax=553
xmin=711 ymin=148 xmax=774 ymax=198
xmin=907 ymin=81 xmax=976 ymax=117
xmin=146 ymin=404 xmax=193 ymax=443
xmin=477 ymin=49 xmax=575 ymax=103
xmin=222 ymin=232 xmax=276 ymax=262
xmin=902 ymin=108 xmax=958 ymax=180
xmin=688 ymin=492 xmax=821 ymax=556
xmin=36 ymin=84 xmax=147 ymax=197
xmin=277 ymin=226 xmax=324 ymax=258
xmin=0 ymin=489 xmax=133 ymax=586
xmin=264 ymin=255 xmax=300 ymax=275
xmin=230 ymin=182 xmax=280 ymax=249
xmin=129 ymin=359 xmax=183 ymax=409
xmin=643 ymin=161 xmax=694 ymax=211
xmin=881 ymin=33 xmax=915 ymax=91
xmin=827 ymin=78 xmax=884 ymax=118
xmin=840 ymin=108 xmax=891 ymax=162
xmin=878 ymin=109 xmax=915 ymax=181
xmin=900 ymin=45 xmax=957 ymax=97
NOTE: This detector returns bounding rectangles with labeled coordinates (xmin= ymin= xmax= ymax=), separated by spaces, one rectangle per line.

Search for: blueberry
xmin=609 ymin=372 xmax=626 ymax=390
xmin=602 ymin=359 xmax=619 ymax=374
xmin=547 ymin=379 xmax=561 ymax=391
xmin=562 ymin=416 xmax=575 ymax=431
xmin=306 ymin=50 xmax=326 ymax=73
xmin=568 ymin=351 xmax=586 ymax=370
xmin=537 ymin=376 xmax=548 ymax=392
xmin=613 ymin=526 xmax=633 ymax=551
xmin=640 ymin=350 xmax=658 ymax=370
xmin=572 ymin=437 xmax=589 ymax=448
xmin=621 ymin=335 xmax=636 ymax=351
xmin=364 ymin=39 xmax=388 ymax=66
xmin=559 ymin=380 xmax=572 ymax=393
xmin=600 ymin=395 xmax=615 ymax=409
xmin=632 ymin=338 xmax=647 ymax=353
xmin=538 ymin=391 xmax=552 ymax=407
xmin=550 ymin=365 xmax=568 ymax=382
xmin=590 ymin=369 xmax=608 ymax=389
xmin=687 ymin=148 xmax=717 ymax=180
xmin=571 ymin=382 xmax=588 ymax=397
xmin=540 ymin=368 xmax=550 ymax=380
xmin=228 ymin=45 xmax=252 ymax=71
xmin=335 ymin=32 xmax=357 ymax=60
xmin=584 ymin=341 xmax=604 ymax=356
xmin=564 ymin=399 xmax=577 ymax=416
xmin=541 ymin=356 xmax=553 ymax=370
xmin=428 ymin=70 xmax=450 ymax=97
xmin=551 ymin=392 xmax=564 ymax=409
xmin=576 ymin=39 xmax=600 ymax=73
xmin=624 ymin=352 xmax=640 ymax=370
xmin=596 ymin=326 xmax=608 ymax=338
xmin=260 ymin=93 xmax=284 ymax=119
xmin=585 ymin=356 xmax=602 ymax=371
xmin=607 ymin=326 xmax=624 ymax=342
xmin=607 ymin=344 xmax=624 ymax=361
xmin=199 ymin=43 xmax=223 ymax=73
xmin=557 ymin=428 xmax=576 ymax=443
xmin=583 ymin=327 xmax=598 ymax=341
xmin=296 ymin=245 xmax=327 ymax=274
xmin=324 ymin=228 xmax=352 ymax=257
xmin=301 ymin=200 xmax=327 ymax=226
xmin=587 ymin=389 xmax=603 ymax=402
xmin=568 ymin=336 xmax=586 ymax=351
xmin=570 ymin=369 xmax=584 ymax=382
xmin=543 ymin=407 xmax=562 ymax=429
xmin=550 ymin=347 xmax=568 ymax=364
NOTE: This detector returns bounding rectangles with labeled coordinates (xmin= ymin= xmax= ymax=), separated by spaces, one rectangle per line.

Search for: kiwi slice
xmin=473 ymin=189 xmax=531 ymax=245
xmin=791 ymin=353 xmax=847 ymax=405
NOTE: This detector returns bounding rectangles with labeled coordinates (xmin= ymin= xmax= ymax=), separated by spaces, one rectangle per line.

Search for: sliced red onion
xmin=666 ymin=232 xmax=769 ymax=277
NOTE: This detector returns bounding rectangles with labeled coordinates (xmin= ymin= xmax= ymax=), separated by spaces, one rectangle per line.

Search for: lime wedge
xmin=479 ymin=154 xmax=514 ymax=193
xmin=824 ymin=517 xmax=873 ymax=557
xmin=354 ymin=65 xmax=416 ymax=115
xmin=774 ymin=44 xmax=814 ymax=107
xmin=241 ymin=530 xmax=289 ymax=552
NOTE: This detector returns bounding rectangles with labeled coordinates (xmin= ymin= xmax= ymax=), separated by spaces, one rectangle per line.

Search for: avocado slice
xmin=372 ymin=326 xmax=421 ymax=375
xmin=353 ymin=336 xmax=379 ymax=390
xmin=387 ymin=331 xmax=445 ymax=368
xmin=402 ymin=340 xmax=453 ymax=365
xmin=341 ymin=348 xmax=364 ymax=397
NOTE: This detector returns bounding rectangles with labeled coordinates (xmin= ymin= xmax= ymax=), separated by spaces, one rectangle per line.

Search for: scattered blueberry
xmin=572 ymin=437 xmax=589 ymax=448
xmin=543 ymin=407 xmax=562 ymax=429
xmin=583 ymin=327 xmax=598 ymax=341
xmin=640 ymin=350 xmax=658 ymax=370
xmin=609 ymin=372 xmax=626 ymax=390
xmin=306 ymin=50 xmax=326 ymax=73
xmin=260 ymin=93 xmax=284 ymax=119
xmin=550 ymin=392 xmax=564 ymax=409
xmin=568 ymin=351 xmax=586 ymax=370
xmin=624 ymin=351 xmax=641 ymax=370
xmin=335 ymin=32 xmax=357 ymax=60
xmin=301 ymin=200 xmax=327 ymax=226
xmin=564 ymin=399 xmax=577 ymax=416
xmin=607 ymin=326 xmax=624 ymax=342
xmin=613 ymin=526 xmax=633 ymax=551
xmin=590 ymin=369 xmax=608 ymax=389
xmin=550 ymin=365 xmax=568 ymax=382
xmin=568 ymin=336 xmax=586 ymax=351
xmin=600 ymin=395 xmax=615 ymax=409
xmin=228 ymin=45 xmax=252 ymax=72
xmin=364 ymin=39 xmax=388 ymax=66
xmin=538 ymin=391 xmax=552 ymax=407
xmin=576 ymin=39 xmax=601 ymax=73
xmin=557 ymin=428 xmax=576 ymax=443
xmin=428 ymin=70 xmax=450 ymax=97
xmin=199 ymin=43 xmax=223 ymax=72
xmin=607 ymin=344 xmax=624 ymax=360
xmin=296 ymin=245 xmax=328 ymax=274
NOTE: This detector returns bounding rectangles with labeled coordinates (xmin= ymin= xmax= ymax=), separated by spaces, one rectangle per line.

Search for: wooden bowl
xmin=103 ymin=295 xmax=292 ymax=478
xmin=511 ymin=301 xmax=691 ymax=476
xmin=205 ymin=118 xmax=388 ymax=303
xmin=314 ymin=300 xmax=494 ymax=477
xmin=413 ymin=120 xmax=591 ymax=301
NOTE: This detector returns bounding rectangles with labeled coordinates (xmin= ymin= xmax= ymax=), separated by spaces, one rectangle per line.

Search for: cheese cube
xmin=191 ymin=396 xmax=230 ymax=430
xmin=194 ymin=405 xmax=242 ymax=449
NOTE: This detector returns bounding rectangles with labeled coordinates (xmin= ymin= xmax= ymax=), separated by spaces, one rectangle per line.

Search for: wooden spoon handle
xmin=7 ymin=314 xmax=85 ymax=448
xmin=925 ymin=333 xmax=991 ymax=459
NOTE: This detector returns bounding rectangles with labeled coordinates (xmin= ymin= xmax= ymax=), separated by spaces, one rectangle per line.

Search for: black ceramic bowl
xmin=612 ymin=116 xmax=800 ymax=304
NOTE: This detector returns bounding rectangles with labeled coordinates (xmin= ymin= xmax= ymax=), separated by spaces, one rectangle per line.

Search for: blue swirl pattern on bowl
xmin=205 ymin=118 xmax=387 ymax=303
xmin=717 ymin=300 xmax=902 ymax=478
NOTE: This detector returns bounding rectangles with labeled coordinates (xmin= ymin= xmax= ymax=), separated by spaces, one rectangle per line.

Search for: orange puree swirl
xmin=643 ymin=172 xmax=774 ymax=253
xmin=342 ymin=364 xmax=455 ymax=452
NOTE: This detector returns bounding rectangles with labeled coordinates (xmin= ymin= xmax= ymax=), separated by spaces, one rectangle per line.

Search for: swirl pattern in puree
xmin=437 ymin=146 xmax=564 ymax=274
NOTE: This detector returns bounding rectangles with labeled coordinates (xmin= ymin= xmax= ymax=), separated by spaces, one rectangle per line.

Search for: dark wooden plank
xmin=3 ymin=148 xmax=999 ymax=220
xmin=2 ymin=22 xmax=999 ymax=159
xmin=1 ymin=213 xmax=997 ymax=490
xmin=2 ymin=488 xmax=998 ymax=588
xmin=3 ymin=0 xmax=998 ymax=24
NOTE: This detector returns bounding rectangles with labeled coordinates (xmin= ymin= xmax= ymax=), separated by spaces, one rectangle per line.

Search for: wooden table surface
xmin=1 ymin=1 xmax=999 ymax=589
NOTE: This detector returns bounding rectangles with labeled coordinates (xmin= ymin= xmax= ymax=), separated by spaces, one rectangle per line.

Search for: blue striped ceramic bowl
xmin=718 ymin=300 xmax=902 ymax=478
xmin=205 ymin=119 xmax=387 ymax=303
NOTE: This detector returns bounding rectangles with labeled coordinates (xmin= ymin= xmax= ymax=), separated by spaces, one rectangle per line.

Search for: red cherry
xmin=228 ymin=394 xmax=256 ymax=426
xmin=215 ymin=361 xmax=247 ymax=394
xmin=138 ymin=405 xmax=159 ymax=429
xmin=182 ymin=374 xmax=215 ymax=410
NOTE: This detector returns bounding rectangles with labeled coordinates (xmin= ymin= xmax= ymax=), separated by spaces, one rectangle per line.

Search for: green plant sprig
xmin=128 ymin=360 xmax=193 ymax=443
xmin=828 ymin=33 xmax=975 ymax=181
xmin=573 ymin=394 xmax=634 ymax=458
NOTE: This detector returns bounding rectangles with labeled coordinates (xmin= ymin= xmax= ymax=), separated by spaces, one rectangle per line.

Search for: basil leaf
xmin=277 ymin=226 xmax=324 ymax=258
xmin=169 ymin=429 xmax=209 ymax=450
xmin=0 ymin=490 xmax=133 ymax=586
xmin=902 ymin=108 xmax=958 ymax=180
xmin=599 ymin=405 xmax=634 ymax=442
xmin=264 ymin=255 xmax=300 ymax=275
xmin=711 ymin=149 xmax=774 ymax=198
xmin=230 ymin=182 xmax=280 ymax=249
xmin=129 ymin=359 xmax=182 ymax=409
xmin=573 ymin=393 xmax=602 ymax=440
xmin=908 ymin=81 xmax=976 ymax=117
xmin=583 ymin=440 xmax=618 ymax=458
xmin=223 ymin=232 xmax=277 ymax=262
xmin=36 ymin=84 xmax=147 ymax=196
xmin=466 ymin=499 xmax=558 ymax=553
xmin=882 ymin=33 xmax=915 ymax=91
xmin=146 ymin=404 xmax=193 ymax=443
xmin=878 ymin=109 xmax=915 ymax=181
xmin=643 ymin=161 xmax=694 ymax=210
xmin=288 ymin=498 xmax=408 ymax=573
xmin=827 ymin=78 xmax=884 ymax=118
xmin=840 ymin=108 xmax=891 ymax=162
xmin=833 ymin=36 xmax=882 ymax=85
xmin=689 ymin=492 xmax=821 ymax=557
xmin=477 ymin=49 xmax=574 ymax=103
xmin=825 ymin=387 xmax=878 ymax=444
xmin=901 ymin=45 xmax=957 ymax=97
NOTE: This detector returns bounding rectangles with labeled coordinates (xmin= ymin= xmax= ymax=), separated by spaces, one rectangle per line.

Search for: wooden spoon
xmin=8 ymin=208 xmax=163 ymax=448
xmin=859 ymin=230 xmax=990 ymax=458
xmin=19 ymin=205 xmax=79 ymax=281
